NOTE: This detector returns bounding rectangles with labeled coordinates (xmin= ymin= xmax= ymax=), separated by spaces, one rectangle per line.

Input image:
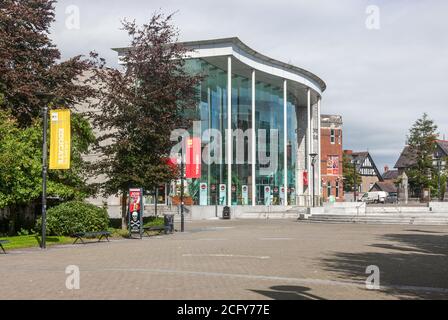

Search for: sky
xmin=50 ymin=0 xmax=448 ymax=173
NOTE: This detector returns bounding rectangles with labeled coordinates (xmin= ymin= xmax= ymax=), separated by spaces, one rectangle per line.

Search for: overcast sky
xmin=50 ymin=0 xmax=448 ymax=172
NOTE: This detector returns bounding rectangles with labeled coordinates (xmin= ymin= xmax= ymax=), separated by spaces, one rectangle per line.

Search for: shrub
xmin=36 ymin=201 xmax=109 ymax=236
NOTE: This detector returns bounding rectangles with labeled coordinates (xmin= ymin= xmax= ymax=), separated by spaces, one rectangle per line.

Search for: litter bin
xmin=222 ymin=206 xmax=231 ymax=220
xmin=164 ymin=214 xmax=174 ymax=234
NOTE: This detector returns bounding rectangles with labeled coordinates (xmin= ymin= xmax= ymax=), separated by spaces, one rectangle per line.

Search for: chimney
xmin=384 ymin=165 xmax=389 ymax=173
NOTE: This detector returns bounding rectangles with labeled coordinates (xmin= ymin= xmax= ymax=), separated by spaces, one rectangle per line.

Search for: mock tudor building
xmin=344 ymin=150 xmax=383 ymax=194
xmin=320 ymin=114 xmax=343 ymax=202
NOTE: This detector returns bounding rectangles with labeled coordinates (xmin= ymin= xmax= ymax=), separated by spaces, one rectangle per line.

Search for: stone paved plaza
xmin=1 ymin=219 xmax=447 ymax=300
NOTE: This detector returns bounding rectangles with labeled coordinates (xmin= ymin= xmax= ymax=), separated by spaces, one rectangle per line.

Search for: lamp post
xmin=36 ymin=91 xmax=52 ymax=250
xmin=433 ymin=152 xmax=446 ymax=201
xmin=309 ymin=153 xmax=318 ymax=207
xmin=178 ymin=136 xmax=185 ymax=232
xmin=41 ymin=105 xmax=48 ymax=249
xmin=351 ymin=159 xmax=359 ymax=202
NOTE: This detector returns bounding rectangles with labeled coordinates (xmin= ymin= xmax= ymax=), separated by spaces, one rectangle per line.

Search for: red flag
xmin=185 ymin=137 xmax=201 ymax=178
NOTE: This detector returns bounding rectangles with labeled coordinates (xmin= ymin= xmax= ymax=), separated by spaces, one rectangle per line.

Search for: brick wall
xmin=321 ymin=125 xmax=344 ymax=202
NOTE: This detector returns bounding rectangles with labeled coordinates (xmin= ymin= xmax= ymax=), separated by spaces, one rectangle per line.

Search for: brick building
xmin=320 ymin=114 xmax=344 ymax=202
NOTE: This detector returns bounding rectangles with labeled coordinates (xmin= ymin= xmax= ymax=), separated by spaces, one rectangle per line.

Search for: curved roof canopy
xmin=113 ymin=37 xmax=327 ymax=95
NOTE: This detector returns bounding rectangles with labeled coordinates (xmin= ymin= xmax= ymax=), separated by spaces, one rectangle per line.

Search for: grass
xmin=0 ymin=235 xmax=74 ymax=251
xmin=108 ymin=217 xmax=165 ymax=238
xmin=0 ymin=217 xmax=167 ymax=251
xmin=143 ymin=216 xmax=164 ymax=228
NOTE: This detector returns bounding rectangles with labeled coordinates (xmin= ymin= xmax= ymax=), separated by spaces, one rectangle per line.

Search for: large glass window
xmin=184 ymin=59 xmax=228 ymax=205
xmin=183 ymin=58 xmax=306 ymax=206
xmin=255 ymin=82 xmax=284 ymax=205
xmin=232 ymin=75 xmax=252 ymax=205
xmin=287 ymin=93 xmax=298 ymax=205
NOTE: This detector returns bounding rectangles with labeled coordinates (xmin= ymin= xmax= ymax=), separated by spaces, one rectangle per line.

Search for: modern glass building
xmin=115 ymin=38 xmax=326 ymax=209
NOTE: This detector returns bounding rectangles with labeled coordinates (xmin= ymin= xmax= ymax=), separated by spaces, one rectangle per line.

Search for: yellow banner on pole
xmin=49 ymin=109 xmax=71 ymax=170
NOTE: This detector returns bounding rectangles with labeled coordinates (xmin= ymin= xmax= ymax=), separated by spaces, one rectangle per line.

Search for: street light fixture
xmin=178 ymin=136 xmax=185 ymax=232
xmin=36 ymin=91 xmax=53 ymax=250
xmin=432 ymin=151 xmax=447 ymax=202
xmin=351 ymin=158 xmax=360 ymax=202
xmin=309 ymin=153 xmax=318 ymax=207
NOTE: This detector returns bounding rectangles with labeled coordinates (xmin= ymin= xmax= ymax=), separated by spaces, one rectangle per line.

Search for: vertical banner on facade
xmin=49 ymin=109 xmax=71 ymax=170
xmin=199 ymin=183 xmax=208 ymax=206
xmin=219 ymin=184 xmax=227 ymax=205
xmin=280 ymin=186 xmax=286 ymax=205
xmin=327 ymin=156 xmax=339 ymax=175
xmin=128 ymin=188 xmax=143 ymax=236
xmin=242 ymin=185 xmax=249 ymax=205
xmin=185 ymin=137 xmax=201 ymax=179
xmin=264 ymin=186 xmax=271 ymax=206
xmin=303 ymin=171 xmax=309 ymax=187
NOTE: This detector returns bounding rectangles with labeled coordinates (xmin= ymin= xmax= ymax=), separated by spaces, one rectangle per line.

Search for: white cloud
xmin=51 ymin=0 xmax=448 ymax=172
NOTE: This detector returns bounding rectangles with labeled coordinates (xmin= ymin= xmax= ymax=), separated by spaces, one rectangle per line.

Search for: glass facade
xmin=183 ymin=57 xmax=306 ymax=206
xmin=184 ymin=59 xmax=228 ymax=206
xmin=255 ymin=81 xmax=284 ymax=205
xmin=287 ymin=93 xmax=298 ymax=205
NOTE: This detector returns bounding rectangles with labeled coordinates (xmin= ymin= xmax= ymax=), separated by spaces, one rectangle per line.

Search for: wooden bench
xmin=143 ymin=226 xmax=166 ymax=237
xmin=0 ymin=240 xmax=9 ymax=254
xmin=72 ymin=231 xmax=111 ymax=245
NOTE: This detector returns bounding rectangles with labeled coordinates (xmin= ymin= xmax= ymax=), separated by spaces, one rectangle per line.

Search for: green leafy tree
xmin=0 ymin=110 xmax=96 ymax=208
xmin=0 ymin=0 xmax=101 ymax=233
xmin=90 ymin=13 xmax=201 ymax=229
xmin=342 ymin=153 xmax=362 ymax=193
xmin=406 ymin=113 xmax=438 ymax=198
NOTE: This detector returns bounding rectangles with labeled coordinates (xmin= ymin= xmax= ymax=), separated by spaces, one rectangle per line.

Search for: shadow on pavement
xmin=250 ymin=285 xmax=325 ymax=300
xmin=320 ymin=231 xmax=448 ymax=300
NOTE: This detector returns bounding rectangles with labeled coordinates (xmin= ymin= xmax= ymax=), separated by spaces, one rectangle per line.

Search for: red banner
xmin=303 ymin=171 xmax=309 ymax=186
xmin=185 ymin=137 xmax=201 ymax=179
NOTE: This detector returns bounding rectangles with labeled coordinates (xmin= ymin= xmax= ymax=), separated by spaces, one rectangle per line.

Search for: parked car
xmin=385 ymin=194 xmax=398 ymax=204
xmin=359 ymin=191 xmax=388 ymax=204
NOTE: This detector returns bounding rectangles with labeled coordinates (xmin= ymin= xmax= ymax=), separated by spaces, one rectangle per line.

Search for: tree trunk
xmin=121 ymin=192 xmax=128 ymax=230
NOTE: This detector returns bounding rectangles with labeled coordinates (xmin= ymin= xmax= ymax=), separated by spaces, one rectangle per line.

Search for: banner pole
xmin=41 ymin=105 xmax=48 ymax=249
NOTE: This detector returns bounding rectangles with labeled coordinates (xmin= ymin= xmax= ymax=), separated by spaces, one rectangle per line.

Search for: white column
xmin=251 ymin=70 xmax=256 ymax=206
xmin=307 ymin=88 xmax=312 ymax=204
xmin=283 ymin=80 xmax=288 ymax=207
xmin=317 ymin=97 xmax=322 ymax=198
xmin=227 ymin=56 xmax=232 ymax=206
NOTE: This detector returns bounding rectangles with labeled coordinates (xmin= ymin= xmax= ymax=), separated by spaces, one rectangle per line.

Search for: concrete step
xmin=236 ymin=212 xmax=300 ymax=219
xmin=366 ymin=207 xmax=431 ymax=214
xmin=306 ymin=214 xmax=448 ymax=225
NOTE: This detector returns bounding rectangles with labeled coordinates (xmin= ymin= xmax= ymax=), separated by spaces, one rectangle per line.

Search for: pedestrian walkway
xmin=0 ymin=220 xmax=447 ymax=300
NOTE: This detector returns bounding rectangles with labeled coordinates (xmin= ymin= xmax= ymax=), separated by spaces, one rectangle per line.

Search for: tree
xmin=406 ymin=113 xmax=438 ymax=197
xmin=90 ymin=13 xmax=201 ymax=229
xmin=0 ymin=109 xmax=96 ymax=233
xmin=342 ymin=153 xmax=361 ymax=193
xmin=0 ymin=0 xmax=101 ymax=233
xmin=0 ymin=0 xmax=99 ymax=125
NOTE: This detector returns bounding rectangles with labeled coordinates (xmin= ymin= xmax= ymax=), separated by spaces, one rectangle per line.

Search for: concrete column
xmin=227 ymin=56 xmax=232 ymax=206
xmin=307 ymin=88 xmax=312 ymax=204
xmin=251 ymin=70 xmax=256 ymax=206
xmin=283 ymin=80 xmax=288 ymax=206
